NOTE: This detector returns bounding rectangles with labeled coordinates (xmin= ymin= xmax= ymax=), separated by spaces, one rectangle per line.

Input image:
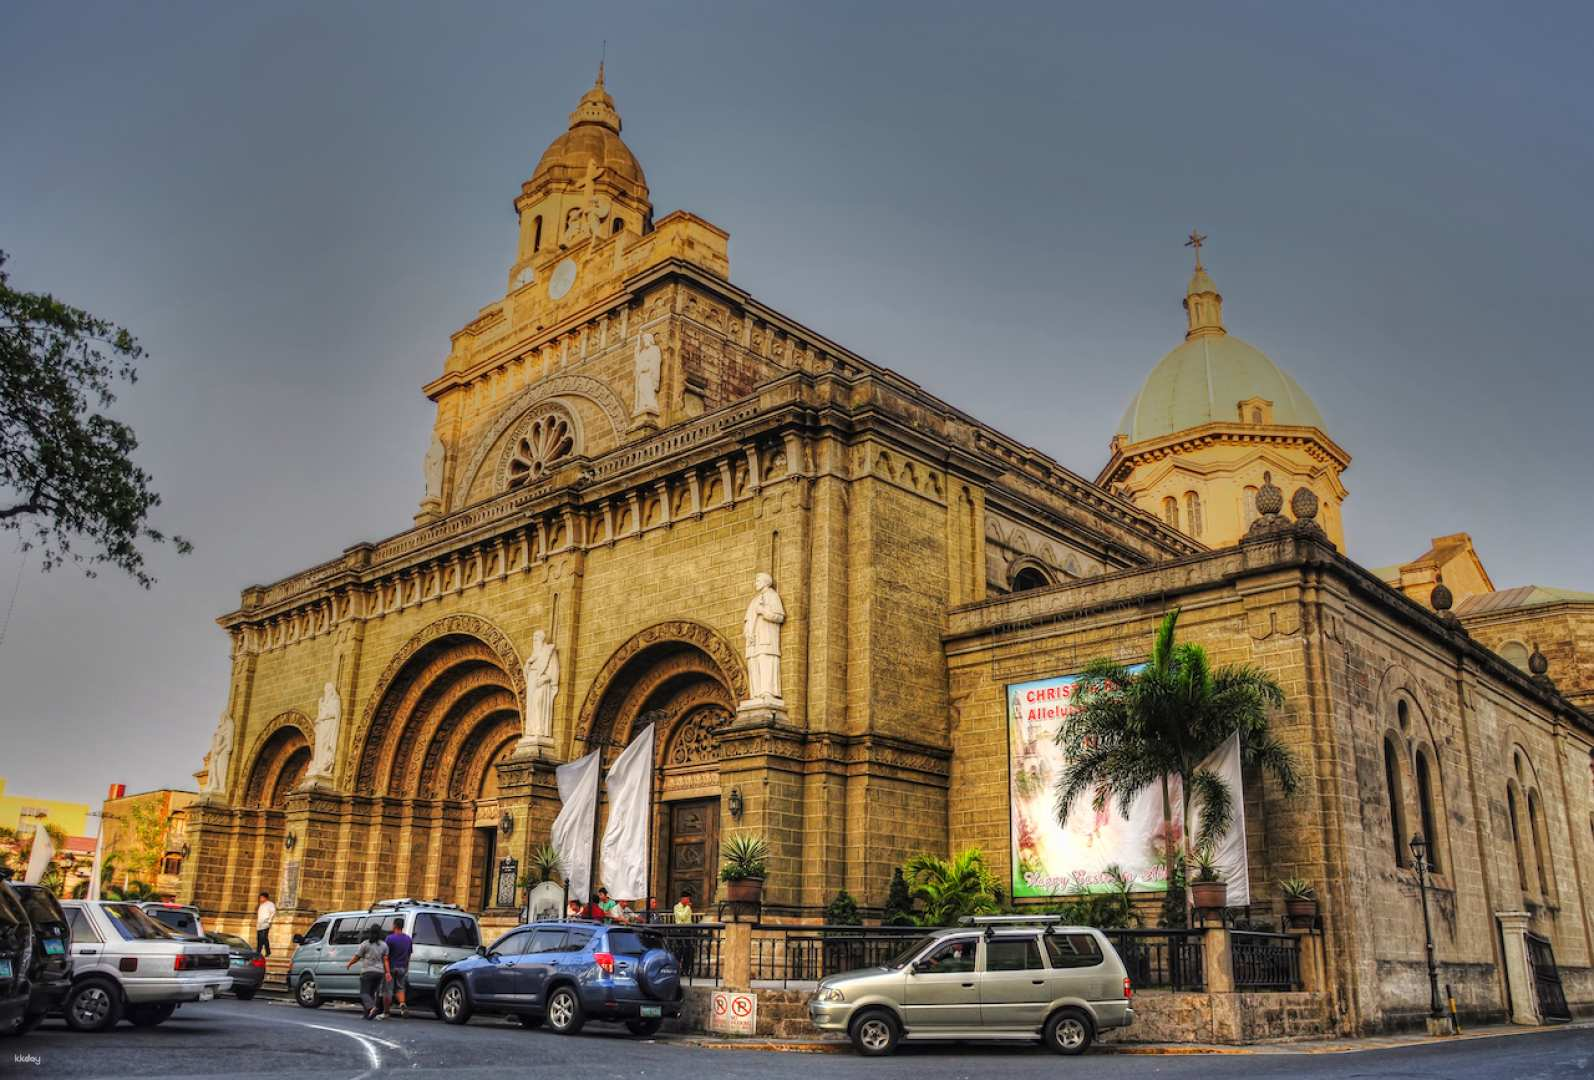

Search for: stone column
xmin=722 ymin=921 xmax=753 ymax=991
xmin=1496 ymin=911 xmax=1540 ymax=1025
xmin=1203 ymin=927 xmax=1235 ymax=993
xmin=1288 ymin=928 xmax=1327 ymax=993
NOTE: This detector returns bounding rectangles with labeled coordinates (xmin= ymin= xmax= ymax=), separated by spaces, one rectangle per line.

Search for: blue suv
xmin=437 ymin=921 xmax=681 ymax=1035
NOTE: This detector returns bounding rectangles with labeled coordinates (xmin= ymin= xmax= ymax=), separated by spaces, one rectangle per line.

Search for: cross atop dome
xmin=1185 ymin=229 xmax=1207 ymax=269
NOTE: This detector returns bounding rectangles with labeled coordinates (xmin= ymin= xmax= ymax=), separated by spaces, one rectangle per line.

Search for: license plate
xmin=0 ymin=959 xmax=11 ymax=979
xmin=639 ymin=1004 xmax=662 ymax=1018
xmin=41 ymin=938 xmax=65 ymax=956
xmin=199 ymin=986 xmax=215 ymax=1001
xmin=230 ymin=957 xmax=248 ymax=966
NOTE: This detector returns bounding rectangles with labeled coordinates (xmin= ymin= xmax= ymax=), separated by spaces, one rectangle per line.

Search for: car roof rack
xmin=957 ymin=914 xmax=1062 ymax=925
xmin=369 ymin=898 xmax=465 ymax=912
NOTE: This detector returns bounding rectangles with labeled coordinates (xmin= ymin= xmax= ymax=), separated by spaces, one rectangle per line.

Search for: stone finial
xmin=1256 ymin=472 xmax=1283 ymax=517
xmin=1528 ymin=643 xmax=1549 ymax=676
xmin=1430 ymin=574 xmax=1453 ymax=613
xmin=1290 ymin=486 xmax=1319 ymax=521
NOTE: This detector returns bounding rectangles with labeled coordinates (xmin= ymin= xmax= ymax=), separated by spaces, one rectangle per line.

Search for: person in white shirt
xmin=256 ymin=891 xmax=277 ymax=957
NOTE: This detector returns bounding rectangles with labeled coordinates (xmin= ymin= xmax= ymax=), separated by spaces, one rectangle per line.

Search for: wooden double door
xmin=664 ymin=797 xmax=720 ymax=910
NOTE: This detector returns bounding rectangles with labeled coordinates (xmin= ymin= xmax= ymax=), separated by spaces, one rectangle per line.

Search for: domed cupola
xmin=508 ymin=66 xmax=653 ymax=287
xmin=1098 ymin=234 xmax=1351 ymax=550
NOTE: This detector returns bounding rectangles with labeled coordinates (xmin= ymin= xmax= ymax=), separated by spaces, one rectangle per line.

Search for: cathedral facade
xmin=182 ymin=71 xmax=1594 ymax=1033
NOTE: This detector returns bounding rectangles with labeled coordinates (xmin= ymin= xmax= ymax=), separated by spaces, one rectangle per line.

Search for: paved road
xmin=7 ymin=998 xmax=1592 ymax=1080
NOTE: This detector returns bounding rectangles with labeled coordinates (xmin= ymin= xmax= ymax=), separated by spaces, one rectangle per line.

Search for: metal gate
xmin=1525 ymin=932 xmax=1571 ymax=1022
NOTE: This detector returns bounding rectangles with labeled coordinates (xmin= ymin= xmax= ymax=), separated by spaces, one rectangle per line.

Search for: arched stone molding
xmin=240 ymin=712 xmax=312 ymax=809
xmin=575 ymin=621 xmax=747 ymax=755
xmin=455 ymin=376 xmax=628 ymax=510
xmin=1006 ymin=556 xmax=1055 ymax=592
xmin=346 ymin=614 xmax=523 ymax=792
xmin=1373 ymin=664 xmax=1452 ymax=872
xmin=416 ymin=687 xmax=520 ymax=799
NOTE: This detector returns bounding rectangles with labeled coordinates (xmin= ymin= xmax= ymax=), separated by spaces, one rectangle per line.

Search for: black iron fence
xmin=1231 ymin=931 xmax=1302 ymax=991
xmin=1104 ymin=928 xmax=1206 ymax=991
xmin=656 ymin=921 xmax=725 ymax=983
xmin=752 ymin=924 xmax=926 ymax=986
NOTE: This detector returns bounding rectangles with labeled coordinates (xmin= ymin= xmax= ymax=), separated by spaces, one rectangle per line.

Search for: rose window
xmin=507 ymin=412 xmax=574 ymax=487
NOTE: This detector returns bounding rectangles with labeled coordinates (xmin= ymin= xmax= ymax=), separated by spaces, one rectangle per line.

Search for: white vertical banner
xmin=551 ymin=750 xmax=601 ymax=905
xmin=24 ymin=823 xmax=55 ymax=885
xmin=598 ymin=722 xmax=656 ymax=901
xmin=1195 ymin=732 xmax=1250 ymax=907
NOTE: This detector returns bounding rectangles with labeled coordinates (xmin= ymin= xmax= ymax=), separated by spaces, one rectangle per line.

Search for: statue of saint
xmin=633 ymin=333 xmax=662 ymax=417
xmin=522 ymin=629 xmax=560 ymax=747
xmin=204 ymin=713 xmax=234 ymax=795
xmin=422 ymin=434 xmax=446 ymax=503
xmin=310 ymin=682 xmax=341 ymax=778
xmin=743 ymin=573 xmax=786 ymax=704
xmin=562 ymin=206 xmax=584 ymax=247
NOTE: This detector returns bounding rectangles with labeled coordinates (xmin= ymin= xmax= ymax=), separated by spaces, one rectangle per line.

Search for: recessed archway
xmin=242 ymin=714 xmax=312 ymax=809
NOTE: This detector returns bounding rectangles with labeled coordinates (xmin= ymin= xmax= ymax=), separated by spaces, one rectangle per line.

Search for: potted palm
xmin=720 ymin=834 xmax=769 ymax=904
xmin=1188 ymin=843 xmax=1227 ymax=910
xmin=1280 ymin=877 xmax=1318 ymax=922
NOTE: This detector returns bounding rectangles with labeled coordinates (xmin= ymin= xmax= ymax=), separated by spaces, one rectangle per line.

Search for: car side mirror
xmin=475 ymin=945 xmax=487 ymax=957
xmin=292 ymin=934 xmax=305 ymax=945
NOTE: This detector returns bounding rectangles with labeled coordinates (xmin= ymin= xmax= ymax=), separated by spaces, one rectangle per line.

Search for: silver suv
xmin=808 ymin=916 xmax=1134 ymax=1056
xmin=289 ymin=899 xmax=481 ymax=1012
xmin=58 ymin=901 xmax=231 ymax=1031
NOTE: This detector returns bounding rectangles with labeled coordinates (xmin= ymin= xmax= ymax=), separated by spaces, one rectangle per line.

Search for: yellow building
xmin=182 ymin=71 xmax=1594 ymax=1035
xmin=0 ymin=777 xmax=90 ymax=838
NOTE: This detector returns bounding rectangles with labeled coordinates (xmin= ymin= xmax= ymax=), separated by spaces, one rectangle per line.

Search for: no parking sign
xmin=709 ymin=990 xmax=758 ymax=1035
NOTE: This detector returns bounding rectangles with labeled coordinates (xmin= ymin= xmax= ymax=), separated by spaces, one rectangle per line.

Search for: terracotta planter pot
xmin=1190 ymin=881 xmax=1228 ymax=910
xmin=1285 ymin=898 xmax=1318 ymax=922
xmin=724 ymin=877 xmax=765 ymax=904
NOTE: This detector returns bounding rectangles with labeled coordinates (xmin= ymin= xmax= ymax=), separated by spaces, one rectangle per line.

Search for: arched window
xmin=1508 ymin=784 xmax=1527 ymax=892
xmin=1499 ymin=641 xmax=1530 ymax=670
xmin=533 ymin=215 xmax=544 ymax=252
xmin=1242 ymin=486 xmax=1259 ymax=526
xmin=1251 ymin=407 xmax=1263 ymax=424
xmin=613 ymin=217 xmax=625 ymax=234
xmin=1184 ymin=491 xmax=1203 ymax=538
xmin=1384 ymin=737 xmax=1409 ymax=867
xmin=1527 ymin=791 xmax=1552 ymax=901
xmin=1011 ymin=566 xmax=1049 ymax=592
xmin=1161 ymin=496 xmax=1179 ymax=530
xmin=1415 ymin=750 xmax=1441 ymax=873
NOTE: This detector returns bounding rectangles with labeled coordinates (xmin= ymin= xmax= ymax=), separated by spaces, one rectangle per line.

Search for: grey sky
xmin=2 ymin=1 xmax=1590 ymax=816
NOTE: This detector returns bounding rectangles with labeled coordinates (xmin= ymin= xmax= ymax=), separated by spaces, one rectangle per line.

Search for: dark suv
xmin=437 ymin=921 xmax=681 ymax=1036
xmin=8 ymin=884 xmax=72 ymax=1035
xmin=0 ymin=877 xmax=32 ymax=1036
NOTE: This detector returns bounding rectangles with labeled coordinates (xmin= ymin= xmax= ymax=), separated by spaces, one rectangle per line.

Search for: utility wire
xmin=0 ymin=542 xmax=26 ymax=655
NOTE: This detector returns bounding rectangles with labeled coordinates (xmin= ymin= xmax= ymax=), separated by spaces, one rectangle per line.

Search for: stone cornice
xmin=1097 ymin=422 xmax=1353 ymax=487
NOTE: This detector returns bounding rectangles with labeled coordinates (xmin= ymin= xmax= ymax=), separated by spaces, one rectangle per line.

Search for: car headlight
xmin=815 ymin=987 xmax=845 ymax=1003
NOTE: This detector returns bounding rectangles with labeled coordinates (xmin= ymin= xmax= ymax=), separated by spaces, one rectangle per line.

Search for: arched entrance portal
xmin=355 ymin=630 xmax=522 ymax=909
xmin=580 ymin=624 xmax=743 ymax=909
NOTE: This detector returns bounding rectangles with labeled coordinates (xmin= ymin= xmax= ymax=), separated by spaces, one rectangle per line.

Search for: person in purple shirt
xmin=384 ymin=918 xmax=414 ymax=1019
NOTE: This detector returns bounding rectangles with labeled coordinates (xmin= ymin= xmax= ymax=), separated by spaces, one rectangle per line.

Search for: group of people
xmin=345 ymin=917 xmax=414 ymax=1021
xmin=560 ymin=887 xmax=702 ymax=924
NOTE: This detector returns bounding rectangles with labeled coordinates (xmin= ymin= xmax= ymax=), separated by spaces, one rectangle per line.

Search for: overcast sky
xmin=2 ymin=1 xmax=1591 ymax=820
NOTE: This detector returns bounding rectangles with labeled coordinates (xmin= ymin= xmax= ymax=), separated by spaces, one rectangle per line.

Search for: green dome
xmin=1116 ymin=332 xmax=1325 ymax=444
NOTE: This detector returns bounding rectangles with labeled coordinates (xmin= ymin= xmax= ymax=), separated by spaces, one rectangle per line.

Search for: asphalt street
xmin=6 ymin=998 xmax=1591 ymax=1080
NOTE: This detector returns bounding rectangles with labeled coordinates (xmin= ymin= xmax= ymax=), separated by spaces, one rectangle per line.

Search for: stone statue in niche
xmin=422 ymin=433 xmax=446 ymax=502
xmin=742 ymin=573 xmax=786 ymax=705
xmin=582 ymin=159 xmax=610 ymax=240
xmin=309 ymin=682 xmax=341 ymax=779
xmin=520 ymin=629 xmax=560 ymax=750
xmin=562 ymin=206 xmax=584 ymax=247
xmin=633 ymin=332 xmax=662 ymax=418
xmin=203 ymin=713 xmax=234 ymax=796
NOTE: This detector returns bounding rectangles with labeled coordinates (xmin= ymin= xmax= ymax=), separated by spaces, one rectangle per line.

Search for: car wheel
xmin=625 ymin=1017 xmax=662 ymax=1037
xmin=849 ymin=1009 xmax=900 ymax=1056
xmin=545 ymin=986 xmax=584 ymax=1035
xmin=1044 ymin=1008 xmax=1093 ymax=1056
xmin=234 ymin=987 xmax=257 ymax=1001
xmin=439 ymin=981 xmax=472 ymax=1025
xmin=64 ymin=979 xmax=124 ymax=1033
xmin=295 ymin=974 xmax=322 ymax=1009
xmin=128 ymin=1003 xmax=176 ymax=1028
xmin=516 ymin=1013 xmax=544 ymax=1029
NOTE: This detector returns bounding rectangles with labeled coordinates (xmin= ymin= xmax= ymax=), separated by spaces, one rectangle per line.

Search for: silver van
xmin=289 ymin=899 xmax=481 ymax=1012
xmin=808 ymin=916 xmax=1134 ymax=1056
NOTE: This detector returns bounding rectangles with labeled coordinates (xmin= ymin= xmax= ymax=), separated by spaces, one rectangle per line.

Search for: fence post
xmin=1287 ymin=928 xmax=1324 ymax=992
xmin=1203 ymin=927 xmax=1234 ymax=993
xmin=722 ymin=921 xmax=753 ymax=991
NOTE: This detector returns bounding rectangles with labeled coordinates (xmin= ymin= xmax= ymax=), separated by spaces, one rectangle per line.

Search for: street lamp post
xmin=1409 ymin=832 xmax=1447 ymax=1033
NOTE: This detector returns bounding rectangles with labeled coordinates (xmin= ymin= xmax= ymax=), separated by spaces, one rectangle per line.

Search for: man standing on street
xmin=384 ymin=917 xmax=413 ymax=1019
xmin=256 ymin=891 xmax=276 ymax=957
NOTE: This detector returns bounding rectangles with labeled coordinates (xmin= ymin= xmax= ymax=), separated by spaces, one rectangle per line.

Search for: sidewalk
xmin=668 ymin=1019 xmax=1593 ymax=1055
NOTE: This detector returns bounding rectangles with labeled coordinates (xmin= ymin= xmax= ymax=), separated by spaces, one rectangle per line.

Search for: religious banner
xmin=599 ymin=722 xmax=656 ymax=901
xmin=551 ymin=750 xmax=601 ymax=905
xmin=1008 ymin=672 xmax=1250 ymax=903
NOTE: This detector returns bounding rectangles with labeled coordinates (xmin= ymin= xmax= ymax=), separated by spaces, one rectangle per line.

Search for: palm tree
xmin=904 ymin=849 xmax=1000 ymax=926
xmin=1054 ymin=609 xmax=1300 ymax=915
